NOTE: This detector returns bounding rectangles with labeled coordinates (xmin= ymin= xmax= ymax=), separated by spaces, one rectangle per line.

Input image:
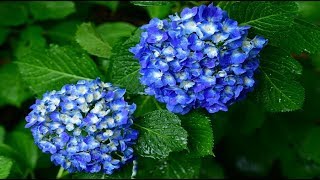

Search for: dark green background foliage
xmin=0 ymin=1 xmax=320 ymax=179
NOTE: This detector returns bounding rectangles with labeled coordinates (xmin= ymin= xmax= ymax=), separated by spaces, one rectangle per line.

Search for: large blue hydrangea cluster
xmin=130 ymin=3 xmax=268 ymax=115
xmin=25 ymin=78 xmax=138 ymax=174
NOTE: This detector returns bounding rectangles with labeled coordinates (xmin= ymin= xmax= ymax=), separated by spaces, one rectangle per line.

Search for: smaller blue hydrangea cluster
xmin=130 ymin=3 xmax=268 ymax=115
xmin=25 ymin=78 xmax=138 ymax=174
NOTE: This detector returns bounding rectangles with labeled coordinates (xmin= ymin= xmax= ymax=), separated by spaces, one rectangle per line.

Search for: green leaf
xmin=298 ymin=1 xmax=320 ymax=23
xmin=271 ymin=19 xmax=320 ymax=54
xmin=0 ymin=63 xmax=32 ymax=107
xmin=0 ymin=156 xmax=13 ymax=179
xmin=180 ymin=110 xmax=214 ymax=157
xmin=28 ymin=1 xmax=76 ymax=21
xmin=76 ymin=22 xmax=112 ymax=58
xmin=210 ymin=100 xmax=265 ymax=145
xmin=16 ymin=45 xmax=102 ymax=96
xmin=0 ymin=2 xmax=29 ymax=26
xmin=132 ymin=95 xmax=164 ymax=118
xmin=5 ymin=131 xmax=38 ymax=170
xmin=137 ymin=152 xmax=201 ymax=179
xmin=109 ymin=29 xmax=145 ymax=94
xmin=0 ymin=126 xmax=4 ymax=144
xmin=72 ymin=162 xmax=133 ymax=179
xmin=45 ymin=20 xmax=81 ymax=44
xmin=200 ymin=157 xmax=225 ymax=178
xmin=255 ymin=46 xmax=305 ymax=112
xmin=281 ymin=153 xmax=320 ymax=179
xmin=96 ymin=22 xmax=136 ymax=47
xmin=90 ymin=1 xmax=119 ymax=13
xmin=299 ymin=127 xmax=320 ymax=163
xmin=134 ymin=110 xmax=188 ymax=159
xmin=219 ymin=2 xmax=299 ymax=44
xmin=13 ymin=25 xmax=47 ymax=59
xmin=0 ymin=144 xmax=26 ymax=172
xmin=0 ymin=27 xmax=10 ymax=45
xmin=145 ymin=4 xmax=172 ymax=19
xmin=130 ymin=1 xmax=172 ymax=6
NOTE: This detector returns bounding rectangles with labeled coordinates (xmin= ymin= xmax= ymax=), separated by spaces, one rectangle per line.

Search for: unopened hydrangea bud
xmin=25 ymin=78 xmax=138 ymax=174
xmin=130 ymin=3 xmax=268 ymax=114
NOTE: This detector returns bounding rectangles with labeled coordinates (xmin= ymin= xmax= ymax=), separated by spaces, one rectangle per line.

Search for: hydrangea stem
xmin=131 ymin=160 xmax=138 ymax=179
xmin=56 ymin=167 xmax=65 ymax=179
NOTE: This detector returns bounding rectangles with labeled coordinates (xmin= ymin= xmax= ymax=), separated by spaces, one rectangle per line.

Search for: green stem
xmin=56 ymin=167 xmax=65 ymax=179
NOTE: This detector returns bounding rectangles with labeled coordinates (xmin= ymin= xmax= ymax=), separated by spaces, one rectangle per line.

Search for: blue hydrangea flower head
xmin=25 ymin=78 xmax=138 ymax=174
xmin=130 ymin=3 xmax=268 ymax=115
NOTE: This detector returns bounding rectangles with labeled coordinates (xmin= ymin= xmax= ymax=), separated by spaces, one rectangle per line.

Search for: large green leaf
xmin=0 ymin=63 xmax=32 ymax=107
xmin=271 ymin=19 xmax=320 ymax=54
xmin=132 ymin=95 xmax=164 ymax=118
xmin=28 ymin=1 xmax=76 ymax=21
xmin=180 ymin=110 xmax=214 ymax=157
xmin=109 ymin=29 xmax=145 ymax=94
xmin=5 ymin=132 xmax=38 ymax=170
xmin=218 ymin=2 xmax=298 ymax=39
xmin=130 ymin=1 xmax=172 ymax=6
xmin=16 ymin=45 xmax=102 ymax=96
xmin=13 ymin=25 xmax=47 ymax=59
xmin=134 ymin=110 xmax=188 ymax=159
xmin=0 ymin=2 xmax=29 ymax=26
xmin=255 ymin=46 xmax=304 ymax=112
xmin=137 ymin=152 xmax=201 ymax=179
xmin=75 ymin=23 xmax=112 ymax=58
xmin=96 ymin=22 xmax=136 ymax=47
xmin=0 ymin=156 xmax=13 ymax=179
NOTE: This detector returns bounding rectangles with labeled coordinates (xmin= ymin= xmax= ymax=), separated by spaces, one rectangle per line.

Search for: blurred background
xmin=0 ymin=1 xmax=320 ymax=179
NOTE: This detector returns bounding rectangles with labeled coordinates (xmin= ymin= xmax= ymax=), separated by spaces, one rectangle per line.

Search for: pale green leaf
xmin=0 ymin=63 xmax=32 ymax=107
xmin=110 ymin=29 xmax=145 ymax=94
xmin=28 ymin=1 xmax=76 ymax=21
xmin=76 ymin=22 xmax=112 ymax=58
xmin=16 ymin=45 xmax=102 ymax=96
xmin=96 ymin=22 xmax=136 ymax=47
xmin=180 ymin=110 xmax=214 ymax=157
xmin=0 ymin=156 xmax=13 ymax=179
xmin=134 ymin=110 xmax=188 ymax=159
xmin=255 ymin=46 xmax=305 ymax=112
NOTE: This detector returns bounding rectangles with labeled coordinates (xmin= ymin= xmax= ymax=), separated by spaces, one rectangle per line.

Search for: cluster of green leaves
xmin=1 ymin=0 xmax=320 ymax=179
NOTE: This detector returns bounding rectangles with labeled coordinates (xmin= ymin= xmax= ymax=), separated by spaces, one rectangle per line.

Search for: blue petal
xmin=230 ymin=50 xmax=247 ymax=64
xmin=180 ymin=7 xmax=198 ymax=21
